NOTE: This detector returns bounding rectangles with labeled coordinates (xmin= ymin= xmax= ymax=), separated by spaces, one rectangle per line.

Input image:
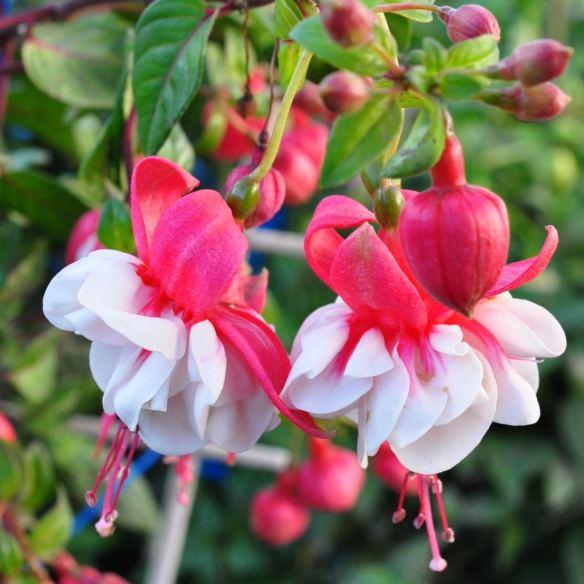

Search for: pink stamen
xmin=432 ymin=476 xmax=455 ymax=543
xmin=226 ymin=452 xmax=236 ymax=466
xmin=174 ymin=455 xmax=195 ymax=506
xmin=94 ymin=413 xmax=116 ymax=459
xmin=418 ymin=475 xmax=447 ymax=572
xmin=392 ymin=471 xmax=412 ymax=523
xmin=413 ymin=475 xmax=425 ymax=529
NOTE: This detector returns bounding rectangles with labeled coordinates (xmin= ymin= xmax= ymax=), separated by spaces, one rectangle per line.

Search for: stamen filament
xmin=419 ymin=475 xmax=447 ymax=572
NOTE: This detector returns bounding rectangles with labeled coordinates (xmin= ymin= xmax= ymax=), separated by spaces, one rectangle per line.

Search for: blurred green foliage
xmin=0 ymin=0 xmax=583 ymax=582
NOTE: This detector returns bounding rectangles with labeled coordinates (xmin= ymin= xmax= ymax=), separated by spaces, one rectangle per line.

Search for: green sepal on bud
xmin=373 ymin=185 xmax=404 ymax=230
xmin=226 ymin=176 xmax=261 ymax=220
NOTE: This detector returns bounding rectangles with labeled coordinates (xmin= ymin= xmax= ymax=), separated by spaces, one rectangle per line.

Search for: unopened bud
xmin=439 ymin=4 xmax=500 ymax=43
xmin=320 ymin=71 xmax=370 ymax=114
xmin=373 ymin=185 xmax=404 ymax=230
xmin=495 ymin=39 xmax=573 ymax=86
xmin=320 ymin=0 xmax=375 ymax=48
xmin=225 ymin=176 xmax=261 ymax=220
xmin=295 ymin=81 xmax=330 ymax=118
xmin=481 ymin=82 xmax=571 ymax=122
xmin=236 ymin=89 xmax=257 ymax=118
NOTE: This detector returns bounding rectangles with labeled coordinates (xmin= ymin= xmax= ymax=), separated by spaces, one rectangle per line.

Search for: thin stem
xmin=373 ymin=2 xmax=441 ymax=14
xmin=249 ymin=49 xmax=311 ymax=182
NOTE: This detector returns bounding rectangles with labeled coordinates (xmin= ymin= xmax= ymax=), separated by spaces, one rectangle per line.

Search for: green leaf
xmin=290 ymin=16 xmax=388 ymax=76
xmin=158 ymin=123 xmax=196 ymax=171
xmin=10 ymin=330 xmax=59 ymax=404
xmin=278 ymin=42 xmax=302 ymax=91
xmin=29 ymin=490 xmax=73 ymax=560
xmin=116 ymin=477 xmax=160 ymax=534
xmin=382 ymin=100 xmax=446 ymax=178
xmin=422 ymin=37 xmax=447 ymax=73
xmin=385 ymin=14 xmax=412 ymax=51
xmin=445 ymin=34 xmax=499 ymax=70
xmin=0 ymin=171 xmax=87 ymax=241
xmin=439 ymin=72 xmax=487 ymax=99
xmin=21 ymin=443 xmax=56 ymax=512
xmin=275 ymin=0 xmax=304 ymax=39
xmin=370 ymin=0 xmax=435 ymax=22
xmin=321 ymin=96 xmax=402 ymax=188
xmin=133 ymin=0 xmax=217 ymax=154
xmin=98 ymin=199 xmax=135 ymax=253
xmin=22 ymin=13 xmax=128 ymax=109
xmin=0 ymin=529 xmax=24 ymax=576
xmin=0 ymin=442 xmax=25 ymax=501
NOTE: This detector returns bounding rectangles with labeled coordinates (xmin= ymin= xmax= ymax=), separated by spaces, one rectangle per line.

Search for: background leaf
xmin=29 ymin=490 xmax=73 ymax=560
xmin=445 ymin=34 xmax=499 ymax=70
xmin=98 ymin=199 xmax=135 ymax=253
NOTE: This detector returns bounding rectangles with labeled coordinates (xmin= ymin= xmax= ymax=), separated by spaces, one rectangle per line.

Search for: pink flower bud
xmin=320 ymin=0 xmax=376 ymax=48
xmin=298 ymin=438 xmax=365 ymax=512
xmin=294 ymin=82 xmax=331 ymax=119
xmin=65 ymin=210 xmax=103 ymax=264
xmin=250 ymin=470 xmax=310 ymax=546
xmin=372 ymin=443 xmax=415 ymax=493
xmin=439 ymin=4 xmax=500 ymax=43
xmin=399 ymin=133 xmax=510 ymax=315
xmin=496 ymin=39 xmax=573 ymax=86
xmin=225 ymin=163 xmax=285 ymax=228
xmin=0 ymin=411 xmax=16 ymax=443
xmin=319 ymin=71 xmax=371 ymax=114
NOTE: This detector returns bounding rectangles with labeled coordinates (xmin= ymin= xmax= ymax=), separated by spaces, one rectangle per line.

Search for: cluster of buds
xmin=250 ymin=439 xmax=364 ymax=545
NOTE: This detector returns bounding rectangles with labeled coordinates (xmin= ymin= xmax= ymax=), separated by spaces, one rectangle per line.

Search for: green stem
xmin=249 ymin=50 xmax=312 ymax=182
xmin=373 ymin=2 xmax=441 ymax=14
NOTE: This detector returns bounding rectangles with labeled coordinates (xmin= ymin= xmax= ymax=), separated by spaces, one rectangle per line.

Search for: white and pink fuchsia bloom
xmin=43 ymin=157 xmax=324 ymax=536
xmin=282 ymin=195 xmax=565 ymax=570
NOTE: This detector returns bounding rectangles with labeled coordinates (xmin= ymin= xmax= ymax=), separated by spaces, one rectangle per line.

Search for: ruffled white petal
xmin=392 ymin=351 xmax=498 ymax=474
xmin=474 ymin=294 xmax=566 ymax=359
xmin=188 ymin=320 xmax=226 ymax=395
xmin=344 ymin=327 xmax=393 ymax=378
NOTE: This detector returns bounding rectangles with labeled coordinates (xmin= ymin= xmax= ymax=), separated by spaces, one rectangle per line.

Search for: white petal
xmin=214 ymin=344 xmax=258 ymax=406
xmin=510 ymin=358 xmax=539 ymax=392
xmin=89 ymin=342 xmax=120 ymax=391
xmin=393 ymin=351 xmax=498 ymax=474
xmin=356 ymin=397 xmax=369 ymax=468
xmin=189 ymin=320 xmax=226 ymax=395
xmin=113 ymin=352 xmax=176 ymax=430
xmin=205 ymin=390 xmax=277 ymax=453
xmin=474 ymin=295 xmax=566 ymax=359
xmin=78 ymin=260 xmax=186 ymax=360
xmin=428 ymin=324 xmax=468 ymax=356
xmin=362 ymin=349 xmax=410 ymax=456
xmin=345 ymin=327 xmax=393 ymax=378
xmin=284 ymin=362 xmax=373 ymax=416
xmin=433 ymin=348 xmax=484 ymax=426
xmin=491 ymin=354 xmax=540 ymax=425
xmin=139 ymin=386 xmax=206 ymax=455
xmin=192 ymin=383 xmax=216 ymax=438
xmin=389 ymin=359 xmax=448 ymax=448
xmin=102 ymin=346 xmax=142 ymax=414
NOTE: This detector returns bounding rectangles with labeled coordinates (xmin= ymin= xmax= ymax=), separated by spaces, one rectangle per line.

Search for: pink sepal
xmin=487 ymin=226 xmax=559 ymax=297
xmin=131 ymin=157 xmax=199 ymax=263
xmin=221 ymin=265 xmax=269 ymax=314
xmin=149 ymin=191 xmax=247 ymax=319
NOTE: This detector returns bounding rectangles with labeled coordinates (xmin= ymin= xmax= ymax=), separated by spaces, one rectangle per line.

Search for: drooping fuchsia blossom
xmin=282 ymin=195 xmax=565 ymax=570
xmin=65 ymin=209 xmax=103 ymax=265
xmin=43 ymin=157 xmax=324 ymax=536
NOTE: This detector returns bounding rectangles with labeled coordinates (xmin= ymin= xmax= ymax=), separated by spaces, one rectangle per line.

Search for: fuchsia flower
xmin=298 ymin=437 xmax=364 ymax=512
xmin=0 ymin=411 xmax=16 ymax=443
xmin=65 ymin=210 xmax=103 ymax=265
xmin=250 ymin=469 xmax=310 ymax=546
xmin=43 ymin=157 xmax=323 ymax=536
xmin=282 ymin=192 xmax=565 ymax=569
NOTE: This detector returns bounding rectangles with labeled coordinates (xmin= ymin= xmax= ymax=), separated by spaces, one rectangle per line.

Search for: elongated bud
xmin=319 ymin=71 xmax=370 ymax=114
xmin=320 ymin=0 xmax=376 ymax=48
xmin=225 ymin=176 xmax=261 ymax=221
xmin=373 ymin=185 xmax=404 ymax=230
xmin=295 ymin=81 xmax=331 ymax=118
xmin=250 ymin=470 xmax=310 ymax=546
xmin=494 ymin=39 xmax=573 ymax=86
xmin=481 ymin=82 xmax=571 ymax=122
xmin=439 ymin=4 xmax=500 ymax=43
xmin=399 ymin=133 xmax=510 ymax=315
xmin=226 ymin=164 xmax=285 ymax=228
xmin=298 ymin=438 xmax=365 ymax=512
xmin=65 ymin=209 xmax=103 ymax=264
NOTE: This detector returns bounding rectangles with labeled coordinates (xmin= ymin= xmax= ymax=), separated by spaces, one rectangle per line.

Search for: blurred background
xmin=1 ymin=0 xmax=583 ymax=582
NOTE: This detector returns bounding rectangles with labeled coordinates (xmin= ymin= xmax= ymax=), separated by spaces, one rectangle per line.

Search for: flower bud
xmin=373 ymin=185 xmax=404 ymax=230
xmin=298 ymin=438 xmax=365 ymax=512
xmin=320 ymin=0 xmax=376 ymax=48
xmin=399 ymin=133 xmax=510 ymax=315
xmin=65 ymin=210 xmax=103 ymax=264
xmin=372 ymin=443 xmax=415 ymax=493
xmin=0 ymin=411 xmax=16 ymax=443
xmin=482 ymin=83 xmax=571 ymax=122
xmin=319 ymin=71 xmax=370 ymax=114
xmin=225 ymin=176 xmax=261 ymax=220
xmin=250 ymin=470 xmax=310 ymax=546
xmin=495 ymin=39 xmax=573 ymax=86
xmin=439 ymin=4 xmax=500 ymax=43
xmin=225 ymin=164 xmax=285 ymax=228
xmin=294 ymin=81 xmax=331 ymax=119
